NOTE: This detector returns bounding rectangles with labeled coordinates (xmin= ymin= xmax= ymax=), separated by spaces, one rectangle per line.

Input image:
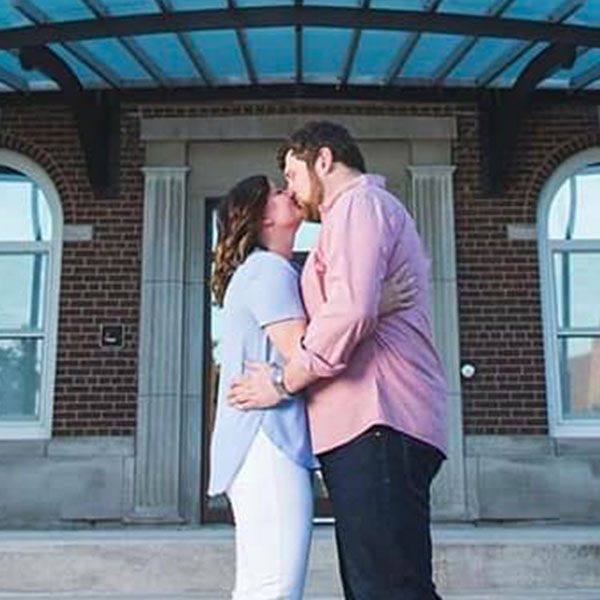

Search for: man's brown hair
xmin=277 ymin=121 xmax=366 ymax=173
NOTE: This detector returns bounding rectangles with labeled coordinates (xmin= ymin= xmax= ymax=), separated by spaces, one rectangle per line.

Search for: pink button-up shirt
xmin=295 ymin=174 xmax=447 ymax=455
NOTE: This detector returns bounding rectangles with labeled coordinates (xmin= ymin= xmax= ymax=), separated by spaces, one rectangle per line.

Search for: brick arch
xmin=522 ymin=132 xmax=600 ymax=220
xmin=0 ymin=131 xmax=72 ymax=201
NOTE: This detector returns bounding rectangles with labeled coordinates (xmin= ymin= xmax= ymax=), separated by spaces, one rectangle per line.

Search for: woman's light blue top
xmin=208 ymin=250 xmax=318 ymax=496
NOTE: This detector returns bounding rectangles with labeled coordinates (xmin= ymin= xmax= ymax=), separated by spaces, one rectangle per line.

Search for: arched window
xmin=0 ymin=150 xmax=62 ymax=439
xmin=539 ymin=149 xmax=600 ymax=437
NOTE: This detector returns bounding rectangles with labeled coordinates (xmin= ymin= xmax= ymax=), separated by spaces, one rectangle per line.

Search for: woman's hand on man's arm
xmin=378 ymin=263 xmax=418 ymax=316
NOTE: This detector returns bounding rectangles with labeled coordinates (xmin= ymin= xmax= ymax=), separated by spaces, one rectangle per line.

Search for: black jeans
xmin=318 ymin=425 xmax=444 ymax=600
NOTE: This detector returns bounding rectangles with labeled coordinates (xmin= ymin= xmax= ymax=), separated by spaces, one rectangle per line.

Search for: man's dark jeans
xmin=318 ymin=425 xmax=445 ymax=600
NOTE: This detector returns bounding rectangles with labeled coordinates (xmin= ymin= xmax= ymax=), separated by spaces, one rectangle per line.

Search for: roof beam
xmin=227 ymin=0 xmax=257 ymax=84
xmin=571 ymin=58 xmax=600 ymax=90
xmin=476 ymin=0 xmax=584 ymax=87
xmin=0 ymin=61 xmax=28 ymax=91
xmin=295 ymin=0 xmax=303 ymax=84
xmin=154 ymin=0 xmax=213 ymax=85
xmin=340 ymin=0 xmax=370 ymax=85
xmin=13 ymin=0 xmax=121 ymax=88
xmin=79 ymin=0 xmax=169 ymax=87
xmin=9 ymin=83 xmax=600 ymax=106
xmin=385 ymin=0 xmax=442 ymax=85
xmin=431 ymin=0 xmax=515 ymax=85
xmin=3 ymin=6 xmax=600 ymax=51
xmin=20 ymin=44 xmax=82 ymax=95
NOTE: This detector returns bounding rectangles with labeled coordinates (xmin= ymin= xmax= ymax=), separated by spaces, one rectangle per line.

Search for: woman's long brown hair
xmin=211 ymin=175 xmax=270 ymax=306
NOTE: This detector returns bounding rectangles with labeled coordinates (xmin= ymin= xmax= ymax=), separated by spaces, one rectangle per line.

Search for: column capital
xmin=141 ymin=166 xmax=190 ymax=180
xmin=407 ymin=165 xmax=456 ymax=179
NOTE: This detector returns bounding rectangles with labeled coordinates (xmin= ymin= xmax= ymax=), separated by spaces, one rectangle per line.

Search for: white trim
xmin=140 ymin=115 xmax=458 ymax=142
xmin=0 ymin=241 xmax=51 ymax=252
xmin=556 ymin=329 xmax=600 ymax=338
xmin=0 ymin=331 xmax=44 ymax=338
xmin=407 ymin=165 xmax=457 ymax=179
xmin=538 ymin=148 xmax=600 ymax=438
xmin=63 ymin=224 xmax=94 ymax=243
xmin=506 ymin=224 xmax=537 ymax=241
xmin=141 ymin=166 xmax=190 ymax=178
xmin=549 ymin=240 xmax=600 ymax=251
xmin=0 ymin=149 xmax=63 ymax=440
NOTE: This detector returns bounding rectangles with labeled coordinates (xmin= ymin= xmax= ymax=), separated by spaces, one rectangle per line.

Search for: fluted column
xmin=131 ymin=167 xmax=189 ymax=521
xmin=407 ymin=165 xmax=467 ymax=519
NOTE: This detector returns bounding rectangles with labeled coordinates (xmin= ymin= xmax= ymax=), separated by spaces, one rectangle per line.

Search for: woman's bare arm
xmin=264 ymin=319 xmax=307 ymax=363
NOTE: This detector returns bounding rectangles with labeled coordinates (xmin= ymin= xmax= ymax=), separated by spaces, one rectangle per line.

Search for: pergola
xmin=1 ymin=0 xmax=599 ymax=196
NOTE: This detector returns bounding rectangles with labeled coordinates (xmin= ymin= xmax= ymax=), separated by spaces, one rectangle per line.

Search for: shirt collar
xmin=319 ymin=173 xmax=387 ymax=216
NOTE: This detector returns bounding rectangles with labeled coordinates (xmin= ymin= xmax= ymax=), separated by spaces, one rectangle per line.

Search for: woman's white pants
xmin=227 ymin=428 xmax=313 ymax=600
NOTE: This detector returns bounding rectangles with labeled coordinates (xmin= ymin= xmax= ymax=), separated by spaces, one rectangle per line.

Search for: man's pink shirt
xmin=294 ymin=174 xmax=448 ymax=455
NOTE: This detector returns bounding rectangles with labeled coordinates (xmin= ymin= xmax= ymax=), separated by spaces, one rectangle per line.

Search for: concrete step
xmin=0 ymin=525 xmax=599 ymax=598
xmin=1 ymin=593 xmax=600 ymax=600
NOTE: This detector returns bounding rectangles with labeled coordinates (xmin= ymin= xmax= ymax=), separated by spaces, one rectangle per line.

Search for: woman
xmin=208 ymin=175 xmax=316 ymax=600
xmin=207 ymin=175 xmax=413 ymax=600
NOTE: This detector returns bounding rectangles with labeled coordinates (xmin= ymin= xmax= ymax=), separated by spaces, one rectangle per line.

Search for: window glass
xmin=0 ymin=162 xmax=59 ymax=435
xmin=0 ymin=338 xmax=43 ymax=420
xmin=294 ymin=220 xmax=320 ymax=253
xmin=557 ymin=337 xmax=600 ymax=420
xmin=549 ymin=172 xmax=600 ymax=240
xmin=553 ymin=252 xmax=600 ymax=329
xmin=0 ymin=173 xmax=52 ymax=241
xmin=545 ymin=161 xmax=600 ymax=434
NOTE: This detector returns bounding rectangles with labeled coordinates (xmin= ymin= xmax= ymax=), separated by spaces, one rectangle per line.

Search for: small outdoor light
xmin=460 ymin=362 xmax=476 ymax=379
xmin=100 ymin=324 xmax=124 ymax=349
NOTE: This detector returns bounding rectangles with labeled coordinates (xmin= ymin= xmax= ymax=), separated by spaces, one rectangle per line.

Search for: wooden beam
xmin=476 ymin=0 xmax=584 ymax=87
xmin=385 ymin=0 xmax=443 ymax=85
xmin=432 ymin=0 xmax=516 ymax=85
xmin=79 ymin=0 xmax=169 ymax=86
xmin=340 ymin=0 xmax=371 ymax=85
xmin=2 ymin=6 xmax=600 ymax=51
xmin=154 ymin=0 xmax=213 ymax=85
xmin=227 ymin=0 xmax=257 ymax=84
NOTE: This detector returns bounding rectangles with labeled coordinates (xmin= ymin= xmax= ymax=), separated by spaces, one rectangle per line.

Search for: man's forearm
xmin=283 ymin=357 xmax=319 ymax=395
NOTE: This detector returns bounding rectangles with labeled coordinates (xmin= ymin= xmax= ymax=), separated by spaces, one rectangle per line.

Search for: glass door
xmin=201 ymin=198 xmax=333 ymax=522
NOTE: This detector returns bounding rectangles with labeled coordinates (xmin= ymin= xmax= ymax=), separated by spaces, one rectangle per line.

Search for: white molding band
xmin=140 ymin=115 xmax=458 ymax=142
xmin=407 ymin=164 xmax=467 ymax=519
xmin=64 ymin=224 xmax=94 ymax=242
xmin=506 ymin=224 xmax=537 ymax=241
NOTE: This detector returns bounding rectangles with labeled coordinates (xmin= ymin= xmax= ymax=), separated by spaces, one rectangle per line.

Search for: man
xmin=229 ymin=121 xmax=447 ymax=599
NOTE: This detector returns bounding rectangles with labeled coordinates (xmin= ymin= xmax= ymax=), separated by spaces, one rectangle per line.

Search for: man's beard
xmin=301 ymin=169 xmax=323 ymax=223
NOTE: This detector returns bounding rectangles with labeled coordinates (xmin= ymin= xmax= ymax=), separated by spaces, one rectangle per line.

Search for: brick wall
xmin=1 ymin=98 xmax=597 ymax=436
xmin=0 ymin=104 xmax=143 ymax=435
xmin=458 ymin=102 xmax=599 ymax=434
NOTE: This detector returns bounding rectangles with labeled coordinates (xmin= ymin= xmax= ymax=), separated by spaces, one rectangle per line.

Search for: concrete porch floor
xmin=0 ymin=524 xmax=599 ymax=599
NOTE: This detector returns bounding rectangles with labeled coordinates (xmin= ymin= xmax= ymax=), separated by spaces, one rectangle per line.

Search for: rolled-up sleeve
xmin=293 ymin=191 xmax=389 ymax=379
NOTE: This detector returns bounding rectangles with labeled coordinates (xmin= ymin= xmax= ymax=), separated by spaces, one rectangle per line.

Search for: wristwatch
xmin=270 ymin=363 xmax=291 ymax=399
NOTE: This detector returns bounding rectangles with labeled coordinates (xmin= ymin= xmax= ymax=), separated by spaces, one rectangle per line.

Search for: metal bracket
xmin=20 ymin=45 xmax=120 ymax=199
xmin=480 ymin=42 xmax=576 ymax=196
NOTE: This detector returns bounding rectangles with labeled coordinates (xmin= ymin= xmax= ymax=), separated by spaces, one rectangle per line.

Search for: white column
xmin=407 ymin=165 xmax=467 ymax=519
xmin=131 ymin=167 xmax=189 ymax=522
